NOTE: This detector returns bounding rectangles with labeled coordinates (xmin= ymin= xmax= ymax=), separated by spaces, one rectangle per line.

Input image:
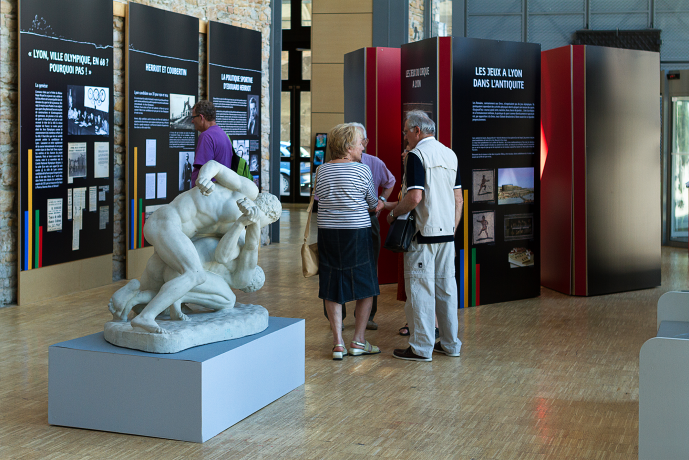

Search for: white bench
xmin=639 ymin=291 xmax=689 ymax=459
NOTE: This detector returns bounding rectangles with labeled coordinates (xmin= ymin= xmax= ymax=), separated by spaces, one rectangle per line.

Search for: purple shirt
xmin=191 ymin=125 xmax=234 ymax=186
xmin=361 ymin=153 xmax=395 ymax=194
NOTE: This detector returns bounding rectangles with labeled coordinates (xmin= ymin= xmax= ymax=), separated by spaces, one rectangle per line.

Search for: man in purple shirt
xmin=322 ymin=122 xmax=395 ymax=329
xmin=190 ymin=100 xmax=233 ymax=187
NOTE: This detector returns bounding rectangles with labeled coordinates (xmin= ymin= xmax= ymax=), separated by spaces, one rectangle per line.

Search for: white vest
xmin=405 ymin=137 xmax=458 ymax=237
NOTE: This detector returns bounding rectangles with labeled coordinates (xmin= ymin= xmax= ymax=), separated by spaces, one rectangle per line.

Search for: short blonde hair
xmin=327 ymin=124 xmax=360 ymax=160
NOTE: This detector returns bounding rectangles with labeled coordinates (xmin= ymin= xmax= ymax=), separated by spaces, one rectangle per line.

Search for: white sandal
xmin=348 ymin=340 xmax=381 ymax=356
xmin=332 ymin=344 xmax=348 ymax=360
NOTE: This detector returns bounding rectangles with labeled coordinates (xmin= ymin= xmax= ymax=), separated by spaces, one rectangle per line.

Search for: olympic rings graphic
xmin=87 ymin=87 xmax=107 ymax=108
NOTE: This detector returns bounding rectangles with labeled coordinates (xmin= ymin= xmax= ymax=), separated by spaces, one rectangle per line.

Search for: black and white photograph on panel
xmin=67 ymin=142 xmax=87 ymax=181
xmin=179 ymin=151 xmax=194 ymax=191
xmin=504 ymin=213 xmax=534 ymax=241
xmin=249 ymin=153 xmax=259 ymax=173
xmin=247 ymin=95 xmax=259 ymax=135
xmin=498 ymin=167 xmax=535 ymax=205
xmin=67 ymin=85 xmax=110 ymax=136
xmin=233 ymin=139 xmax=249 ymax=161
xmin=472 ymin=210 xmax=495 ymax=244
xmin=472 ymin=169 xmax=495 ymax=203
xmin=508 ymin=246 xmax=535 ymax=268
xmin=169 ymin=93 xmax=195 ymax=130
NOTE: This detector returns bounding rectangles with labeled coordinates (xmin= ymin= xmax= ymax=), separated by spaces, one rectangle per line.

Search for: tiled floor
xmin=0 ymin=204 xmax=683 ymax=459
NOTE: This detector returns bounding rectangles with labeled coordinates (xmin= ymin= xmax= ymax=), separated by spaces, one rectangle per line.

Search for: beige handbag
xmin=301 ymin=167 xmax=319 ymax=277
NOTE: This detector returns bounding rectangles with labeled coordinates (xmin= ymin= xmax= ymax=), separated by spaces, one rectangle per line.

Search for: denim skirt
xmin=318 ymin=227 xmax=380 ymax=305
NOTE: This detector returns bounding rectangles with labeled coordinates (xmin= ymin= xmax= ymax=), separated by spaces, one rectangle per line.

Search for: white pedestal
xmin=49 ymin=317 xmax=305 ymax=442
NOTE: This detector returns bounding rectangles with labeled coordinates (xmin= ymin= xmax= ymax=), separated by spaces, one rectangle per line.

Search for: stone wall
xmin=0 ymin=0 xmax=272 ymax=306
xmin=409 ymin=0 xmax=425 ymax=42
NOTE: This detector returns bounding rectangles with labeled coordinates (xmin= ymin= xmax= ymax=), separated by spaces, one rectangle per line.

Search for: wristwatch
xmin=378 ymin=196 xmax=387 ymax=202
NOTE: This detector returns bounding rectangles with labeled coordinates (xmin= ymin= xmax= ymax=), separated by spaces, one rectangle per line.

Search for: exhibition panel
xmin=126 ymin=3 xmax=199 ymax=278
xmin=541 ymin=45 xmax=661 ymax=296
xmin=401 ymin=37 xmax=541 ymax=307
xmin=18 ymin=0 xmax=114 ymax=304
xmin=343 ymin=47 xmax=402 ymax=284
xmin=452 ymin=37 xmax=541 ymax=306
xmin=207 ymin=21 xmax=263 ymax=189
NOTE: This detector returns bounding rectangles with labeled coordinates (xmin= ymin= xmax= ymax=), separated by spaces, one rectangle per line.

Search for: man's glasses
xmin=362 ymin=138 xmax=369 ymax=147
xmin=191 ymin=114 xmax=201 ymax=119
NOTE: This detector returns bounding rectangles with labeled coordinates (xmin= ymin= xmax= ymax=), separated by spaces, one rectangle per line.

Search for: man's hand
xmin=386 ymin=211 xmax=395 ymax=225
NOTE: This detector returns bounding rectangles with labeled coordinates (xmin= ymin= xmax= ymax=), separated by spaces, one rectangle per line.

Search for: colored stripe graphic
xmin=133 ymin=147 xmax=138 ymax=249
xmin=459 ymin=249 xmax=464 ymax=308
xmin=476 ymin=264 xmax=480 ymax=306
xmin=23 ymin=211 xmax=28 ymax=271
xmin=130 ymin=199 xmax=135 ymax=249
xmin=34 ymin=210 xmax=39 ymax=269
xmin=471 ymin=248 xmax=476 ymax=307
xmin=39 ymin=226 xmax=43 ymax=268
xmin=139 ymin=199 xmax=143 ymax=248
xmin=463 ymin=189 xmax=468 ymax=308
xmin=28 ymin=150 xmax=33 ymax=270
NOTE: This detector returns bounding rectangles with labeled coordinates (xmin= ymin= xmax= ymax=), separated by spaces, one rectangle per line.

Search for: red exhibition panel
xmin=364 ymin=47 xmax=401 ymax=285
xmin=540 ymin=46 xmax=574 ymax=294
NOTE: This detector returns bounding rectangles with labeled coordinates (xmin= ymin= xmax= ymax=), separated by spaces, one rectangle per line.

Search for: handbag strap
xmin=304 ymin=166 xmax=319 ymax=244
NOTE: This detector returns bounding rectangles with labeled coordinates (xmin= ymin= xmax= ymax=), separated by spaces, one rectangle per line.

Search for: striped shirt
xmin=315 ymin=162 xmax=378 ymax=229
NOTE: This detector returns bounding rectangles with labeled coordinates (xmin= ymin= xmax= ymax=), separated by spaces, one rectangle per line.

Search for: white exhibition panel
xmin=49 ymin=317 xmax=305 ymax=443
xmin=639 ymin=291 xmax=689 ymax=459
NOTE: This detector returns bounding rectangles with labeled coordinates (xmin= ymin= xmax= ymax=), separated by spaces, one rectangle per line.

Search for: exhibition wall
xmin=18 ymin=0 xmax=115 ymax=304
xmin=3 ymin=0 xmax=273 ymax=305
xmin=343 ymin=47 xmax=402 ymax=285
xmin=541 ymin=45 xmax=661 ymax=296
xmin=401 ymin=36 xmax=541 ymax=307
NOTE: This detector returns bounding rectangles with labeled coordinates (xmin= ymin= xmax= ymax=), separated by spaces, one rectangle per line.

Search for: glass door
xmin=281 ymin=0 xmax=311 ymax=203
xmin=670 ymin=97 xmax=689 ymax=243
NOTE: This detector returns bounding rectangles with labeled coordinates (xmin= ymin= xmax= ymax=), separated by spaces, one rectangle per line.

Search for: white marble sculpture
xmin=105 ymin=161 xmax=282 ymax=353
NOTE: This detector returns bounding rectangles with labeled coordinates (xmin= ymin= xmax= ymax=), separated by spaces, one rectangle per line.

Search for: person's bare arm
xmin=454 ymin=188 xmax=463 ymax=235
xmin=380 ymin=186 xmax=394 ymax=201
xmin=196 ymin=160 xmax=259 ymax=200
xmin=386 ymin=189 xmax=422 ymax=224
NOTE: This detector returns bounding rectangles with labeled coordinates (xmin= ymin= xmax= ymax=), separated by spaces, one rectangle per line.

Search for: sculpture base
xmin=104 ymin=303 xmax=268 ymax=353
xmin=49 ymin=317 xmax=305 ymax=442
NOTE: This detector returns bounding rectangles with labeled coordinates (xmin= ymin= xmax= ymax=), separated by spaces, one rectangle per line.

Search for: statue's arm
xmin=197 ymin=160 xmax=259 ymax=200
xmin=214 ymin=220 xmax=246 ymax=265
xmin=232 ymin=222 xmax=260 ymax=288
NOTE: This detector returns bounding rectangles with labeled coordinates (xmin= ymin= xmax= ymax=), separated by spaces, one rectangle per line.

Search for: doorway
xmin=280 ymin=0 xmax=312 ymax=204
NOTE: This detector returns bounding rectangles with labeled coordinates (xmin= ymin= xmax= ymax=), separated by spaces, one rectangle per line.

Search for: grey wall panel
xmin=343 ymin=49 xmax=366 ymax=125
xmin=585 ymin=46 xmax=661 ymax=295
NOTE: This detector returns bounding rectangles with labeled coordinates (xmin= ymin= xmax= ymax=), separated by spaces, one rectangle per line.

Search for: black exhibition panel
xmin=207 ymin=21 xmax=262 ymax=189
xmin=452 ymin=37 xmax=541 ymax=305
xmin=19 ymin=0 xmax=114 ymax=270
xmin=127 ymin=2 xmax=199 ymax=249
xmin=400 ymin=39 xmax=437 ymax=127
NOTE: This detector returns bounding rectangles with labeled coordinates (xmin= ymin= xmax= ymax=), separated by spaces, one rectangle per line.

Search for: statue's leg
xmin=109 ymin=279 xmax=141 ymax=321
xmin=178 ymin=271 xmax=236 ymax=311
xmin=131 ymin=221 xmax=207 ymax=334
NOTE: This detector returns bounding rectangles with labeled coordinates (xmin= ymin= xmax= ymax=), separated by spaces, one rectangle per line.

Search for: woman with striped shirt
xmin=316 ymin=123 xmax=384 ymax=360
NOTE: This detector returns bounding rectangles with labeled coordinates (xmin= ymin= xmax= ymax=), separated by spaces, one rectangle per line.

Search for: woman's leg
xmin=325 ymin=300 xmax=344 ymax=351
xmin=352 ymin=297 xmax=373 ymax=347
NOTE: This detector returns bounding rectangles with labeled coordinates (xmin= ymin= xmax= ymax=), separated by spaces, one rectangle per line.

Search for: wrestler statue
xmin=106 ymin=160 xmax=281 ymax=350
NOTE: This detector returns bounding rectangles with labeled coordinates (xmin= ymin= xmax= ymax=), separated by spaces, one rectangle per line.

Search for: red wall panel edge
xmin=365 ymin=48 xmax=377 ymax=158
xmin=572 ymin=45 xmax=587 ymax=296
xmin=540 ymin=46 xmax=574 ymax=295
xmin=438 ymin=37 xmax=452 ymax=147
xmin=373 ymin=47 xmax=402 ymax=285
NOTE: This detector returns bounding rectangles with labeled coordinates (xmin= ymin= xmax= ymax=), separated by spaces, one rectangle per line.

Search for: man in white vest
xmin=387 ymin=110 xmax=463 ymax=361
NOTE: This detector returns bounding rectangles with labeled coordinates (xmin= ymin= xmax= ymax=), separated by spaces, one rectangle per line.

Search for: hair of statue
xmin=254 ymin=192 xmax=282 ymax=223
